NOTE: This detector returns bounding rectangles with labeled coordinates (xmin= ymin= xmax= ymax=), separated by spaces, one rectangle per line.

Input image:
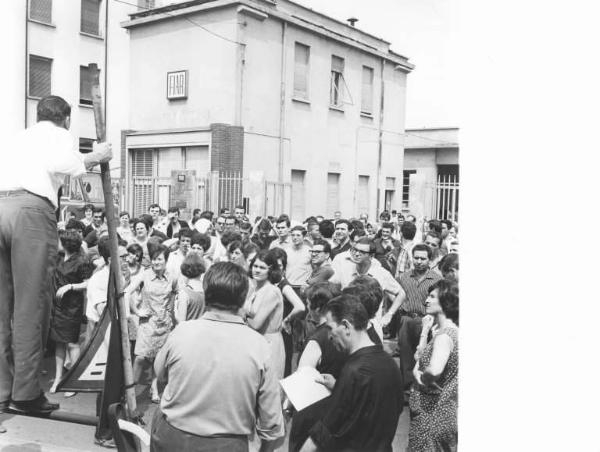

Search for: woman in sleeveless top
xmin=409 ymin=279 xmax=459 ymax=452
xmin=175 ymin=252 xmax=206 ymax=322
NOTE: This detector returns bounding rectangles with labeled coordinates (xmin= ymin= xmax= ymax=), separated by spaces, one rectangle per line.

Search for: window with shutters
xmin=80 ymin=66 xmax=94 ymax=106
xmin=293 ymin=43 xmax=310 ymax=100
xmin=131 ymin=149 xmax=155 ymax=217
xmin=291 ymin=170 xmax=306 ymax=221
xmin=79 ymin=138 xmax=94 ymax=154
xmin=326 ymin=173 xmax=340 ymax=216
xmin=358 ymin=175 xmax=369 ymax=215
xmin=330 ymin=55 xmax=345 ymax=107
xmin=81 ymin=0 xmax=101 ymax=36
xmin=29 ymin=55 xmax=52 ymax=98
xmin=361 ymin=66 xmax=374 ymax=114
xmin=29 ymin=0 xmax=52 ymax=24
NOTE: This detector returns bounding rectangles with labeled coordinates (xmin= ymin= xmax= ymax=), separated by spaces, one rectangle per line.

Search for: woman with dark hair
xmin=175 ymin=252 xmax=207 ymax=322
xmin=409 ymin=279 xmax=459 ymax=452
xmin=227 ymin=240 xmax=249 ymax=271
xmin=438 ymin=253 xmax=459 ymax=281
xmin=125 ymin=243 xmax=144 ymax=358
xmin=126 ymin=244 xmax=178 ymax=403
xmin=49 ymin=230 xmax=95 ymax=396
xmin=266 ymin=247 xmax=306 ymax=377
xmin=245 ymin=250 xmax=285 ymax=381
xmin=130 ymin=218 xmax=152 ymax=268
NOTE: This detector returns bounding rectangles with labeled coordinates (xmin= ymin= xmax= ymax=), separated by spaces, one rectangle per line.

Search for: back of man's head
xmin=319 ymin=220 xmax=335 ymax=239
xmin=37 ymin=95 xmax=71 ymax=125
xmin=400 ymin=221 xmax=417 ymax=240
xmin=344 ymin=276 xmax=384 ymax=319
xmin=326 ymin=294 xmax=369 ymax=331
xmin=203 ymin=262 xmax=249 ymax=312
xmin=427 ymin=220 xmax=443 ymax=235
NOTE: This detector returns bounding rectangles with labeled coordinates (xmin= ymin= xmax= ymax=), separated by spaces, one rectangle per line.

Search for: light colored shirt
xmin=166 ymin=249 xmax=188 ymax=281
xmin=284 ymin=244 xmax=312 ymax=286
xmin=86 ymin=266 xmax=110 ymax=323
xmin=155 ymin=311 xmax=284 ymax=441
xmin=0 ymin=121 xmax=86 ymax=207
xmin=269 ymin=235 xmax=292 ymax=250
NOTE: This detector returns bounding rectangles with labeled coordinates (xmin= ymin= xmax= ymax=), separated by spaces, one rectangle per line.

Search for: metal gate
xmin=430 ymin=174 xmax=459 ymax=221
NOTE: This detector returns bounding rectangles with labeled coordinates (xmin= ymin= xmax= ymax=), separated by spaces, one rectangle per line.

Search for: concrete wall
xmin=128 ymin=7 xmax=239 ymax=130
xmin=3 ymin=2 xmax=26 ymax=136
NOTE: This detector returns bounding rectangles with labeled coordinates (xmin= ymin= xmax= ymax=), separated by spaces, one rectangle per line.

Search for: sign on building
xmin=167 ymin=70 xmax=188 ymax=100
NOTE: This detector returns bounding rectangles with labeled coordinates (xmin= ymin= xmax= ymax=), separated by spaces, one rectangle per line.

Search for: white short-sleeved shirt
xmin=0 ymin=121 xmax=86 ymax=207
xmin=86 ymin=266 xmax=110 ymax=323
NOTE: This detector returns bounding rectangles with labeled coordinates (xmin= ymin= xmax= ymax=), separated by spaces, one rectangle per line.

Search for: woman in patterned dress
xmin=408 ymin=279 xmax=459 ymax=452
xmin=127 ymin=244 xmax=178 ymax=403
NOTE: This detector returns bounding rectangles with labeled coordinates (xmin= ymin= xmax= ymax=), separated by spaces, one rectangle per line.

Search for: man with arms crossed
xmin=0 ymin=95 xmax=112 ymax=415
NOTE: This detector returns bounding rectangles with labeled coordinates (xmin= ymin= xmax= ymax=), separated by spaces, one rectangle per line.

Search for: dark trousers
xmin=0 ymin=192 xmax=57 ymax=402
xmin=397 ymin=315 xmax=423 ymax=390
xmin=150 ymin=408 xmax=249 ymax=452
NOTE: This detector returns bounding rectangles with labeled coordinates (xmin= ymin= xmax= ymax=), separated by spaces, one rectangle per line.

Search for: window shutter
xmin=80 ymin=66 xmax=93 ymax=105
xmin=132 ymin=149 xmax=154 ymax=177
xmin=361 ymin=66 xmax=374 ymax=113
xmin=29 ymin=55 xmax=52 ymax=98
xmin=326 ymin=173 xmax=340 ymax=216
xmin=30 ymin=0 xmax=52 ymax=23
xmin=132 ymin=149 xmax=155 ymax=217
xmin=331 ymin=55 xmax=344 ymax=73
xmin=81 ymin=0 xmax=100 ymax=35
xmin=137 ymin=0 xmax=155 ymax=9
xmin=293 ymin=43 xmax=309 ymax=98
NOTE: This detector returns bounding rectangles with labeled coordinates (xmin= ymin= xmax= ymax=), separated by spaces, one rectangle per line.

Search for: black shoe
xmin=94 ymin=437 xmax=117 ymax=449
xmin=9 ymin=394 xmax=59 ymax=415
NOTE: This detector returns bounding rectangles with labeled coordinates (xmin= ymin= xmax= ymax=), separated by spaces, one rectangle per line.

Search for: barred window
xmin=29 ymin=0 xmax=52 ymax=24
xmin=81 ymin=0 xmax=101 ymax=36
xmin=29 ymin=55 xmax=52 ymax=98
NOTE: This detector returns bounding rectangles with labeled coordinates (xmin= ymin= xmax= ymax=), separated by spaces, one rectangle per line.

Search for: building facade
xmin=402 ymin=127 xmax=459 ymax=221
xmin=121 ymin=0 xmax=414 ymax=221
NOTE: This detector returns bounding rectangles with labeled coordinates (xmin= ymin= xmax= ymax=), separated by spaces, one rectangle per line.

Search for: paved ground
xmin=0 ymin=341 xmax=409 ymax=451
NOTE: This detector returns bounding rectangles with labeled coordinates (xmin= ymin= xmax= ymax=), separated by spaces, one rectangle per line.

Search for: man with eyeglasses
xmin=305 ymin=239 xmax=334 ymax=287
xmin=329 ymin=237 xmax=405 ymax=341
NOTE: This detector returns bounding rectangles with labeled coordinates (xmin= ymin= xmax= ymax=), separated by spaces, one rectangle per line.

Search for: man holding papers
xmin=298 ymin=294 xmax=403 ymax=452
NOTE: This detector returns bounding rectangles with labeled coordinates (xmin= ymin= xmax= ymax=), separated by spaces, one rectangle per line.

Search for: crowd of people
xmin=53 ymin=201 xmax=460 ymax=451
xmin=0 ymin=95 xmax=459 ymax=450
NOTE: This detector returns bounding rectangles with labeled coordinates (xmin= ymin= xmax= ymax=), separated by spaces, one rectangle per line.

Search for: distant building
xmin=121 ymin=0 xmax=414 ymax=220
xmin=402 ymin=127 xmax=459 ymax=221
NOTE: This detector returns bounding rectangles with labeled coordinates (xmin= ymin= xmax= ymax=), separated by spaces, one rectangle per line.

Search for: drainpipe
xmin=24 ymin=1 xmax=29 ymax=127
xmin=104 ymin=0 xmax=108 ymax=136
xmin=376 ymin=58 xmax=385 ymax=217
xmin=278 ymin=20 xmax=287 ymax=210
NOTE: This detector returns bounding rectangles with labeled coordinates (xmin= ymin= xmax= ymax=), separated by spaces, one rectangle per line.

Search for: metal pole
xmin=89 ymin=63 xmax=137 ymax=420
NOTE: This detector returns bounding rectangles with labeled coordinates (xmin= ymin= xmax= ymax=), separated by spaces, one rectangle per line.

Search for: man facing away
xmin=0 ymin=95 xmax=112 ymax=415
xmin=152 ymin=262 xmax=284 ymax=452
xmin=298 ymin=294 xmax=403 ymax=452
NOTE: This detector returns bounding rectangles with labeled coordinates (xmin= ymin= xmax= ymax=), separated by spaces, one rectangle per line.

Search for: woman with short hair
xmin=409 ymin=279 xmax=459 ymax=452
xmin=175 ymin=252 xmax=207 ymax=323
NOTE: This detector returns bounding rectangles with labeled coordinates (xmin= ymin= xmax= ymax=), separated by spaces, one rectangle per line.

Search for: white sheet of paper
xmin=280 ymin=366 xmax=331 ymax=411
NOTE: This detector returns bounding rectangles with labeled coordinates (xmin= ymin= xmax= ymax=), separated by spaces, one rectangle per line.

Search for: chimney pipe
xmin=347 ymin=17 xmax=358 ymax=27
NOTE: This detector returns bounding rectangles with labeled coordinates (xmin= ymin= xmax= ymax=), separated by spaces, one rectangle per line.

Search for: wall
xmin=127 ymin=7 xmax=239 ymax=130
xmin=3 ymin=2 xmax=26 ymax=135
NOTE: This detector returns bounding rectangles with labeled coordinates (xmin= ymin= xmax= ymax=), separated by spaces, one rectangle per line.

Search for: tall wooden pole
xmin=89 ymin=63 xmax=137 ymax=419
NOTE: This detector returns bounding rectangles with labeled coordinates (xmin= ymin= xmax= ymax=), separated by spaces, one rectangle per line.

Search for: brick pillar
xmin=210 ymin=123 xmax=244 ymax=210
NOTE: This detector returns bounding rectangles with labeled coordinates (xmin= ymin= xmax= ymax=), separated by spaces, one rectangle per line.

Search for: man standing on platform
xmin=0 ymin=95 xmax=112 ymax=415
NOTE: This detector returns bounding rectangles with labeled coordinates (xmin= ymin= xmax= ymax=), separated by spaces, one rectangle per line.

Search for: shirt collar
xmin=202 ymin=310 xmax=246 ymax=325
xmin=409 ymin=268 xmax=437 ymax=279
xmin=150 ymin=271 xmax=169 ymax=281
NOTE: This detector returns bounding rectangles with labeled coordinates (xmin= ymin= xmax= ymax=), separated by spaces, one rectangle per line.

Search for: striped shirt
xmin=397 ymin=269 xmax=442 ymax=315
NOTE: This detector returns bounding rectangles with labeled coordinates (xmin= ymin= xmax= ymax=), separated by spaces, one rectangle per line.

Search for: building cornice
xmin=121 ymin=0 xmax=414 ymax=71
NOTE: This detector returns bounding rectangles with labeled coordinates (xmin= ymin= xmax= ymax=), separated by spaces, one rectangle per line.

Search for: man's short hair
xmin=276 ymin=215 xmax=291 ymax=228
xmin=335 ymin=219 xmax=353 ymax=231
xmin=199 ymin=211 xmax=213 ymax=220
xmin=97 ymin=236 xmax=111 ymax=263
xmin=379 ymin=211 xmax=391 ymax=221
xmin=148 ymin=203 xmax=160 ymax=211
xmin=239 ymin=222 xmax=252 ymax=232
xmin=65 ymin=219 xmax=85 ymax=233
xmin=344 ymin=276 xmax=384 ymax=319
xmin=192 ymin=208 xmax=201 ymax=216
xmin=319 ymin=220 xmax=335 ymax=239
xmin=412 ymin=243 xmax=433 ymax=259
xmin=180 ymin=252 xmax=206 ymax=279
xmin=92 ymin=207 xmax=105 ymax=218
xmin=290 ymin=225 xmax=306 ymax=235
xmin=191 ymin=232 xmax=212 ymax=251
xmin=380 ymin=222 xmax=395 ymax=232
xmin=219 ymin=207 xmax=230 ymax=214
xmin=178 ymin=228 xmax=194 ymax=241
xmin=119 ymin=211 xmax=130 ymax=219
xmin=400 ymin=221 xmax=417 ymax=240
xmin=350 ymin=219 xmax=365 ymax=232
xmin=425 ymin=230 xmax=442 ymax=244
xmin=350 ymin=228 xmax=367 ymax=241
xmin=353 ymin=237 xmax=376 ymax=254
xmin=441 ymin=219 xmax=453 ymax=230
xmin=203 ymin=262 xmax=249 ymax=312
xmin=225 ymin=215 xmax=239 ymax=225
xmin=427 ymin=220 xmax=443 ymax=235
xmin=168 ymin=206 xmax=180 ymax=214
xmin=305 ymin=282 xmax=341 ymax=313
xmin=37 ymin=95 xmax=71 ymax=125
xmin=220 ymin=231 xmax=242 ymax=248
xmin=149 ymin=244 xmax=170 ymax=261
xmin=325 ymin=294 xmax=369 ymax=331
xmin=235 ymin=205 xmax=245 ymax=211
xmin=311 ymin=238 xmax=331 ymax=254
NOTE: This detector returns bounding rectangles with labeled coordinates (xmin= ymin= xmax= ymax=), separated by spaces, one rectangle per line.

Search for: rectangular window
xmin=137 ymin=0 xmax=155 ymax=10
xmin=29 ymin=55 xmax=52 ymax=98
xmin=358 ymin=175 xmax=369 ymax=215
xmin=81 ymin=0 xmax=101 ymax=36
xmin=80 ymin=65 xmax=94 ymax=106
xmin=361 ymin=66 xmax=374 ymax=114
xmin=131 ymin=149 xmax=155 ymax=217
xmin=326 ymin=172 xmax=340 ymax=216
xmin=29 ymin=0 xmax=52 ymax=23
xmin=293 ymin=43 xmax=310 ymax=99
xmin=402 ymin=170 xmax=416 ymax=208
xmin=79 ymin=138 xmax=94 ymax=154
xmin=330 ymin=55 xmax=345 ymax=107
